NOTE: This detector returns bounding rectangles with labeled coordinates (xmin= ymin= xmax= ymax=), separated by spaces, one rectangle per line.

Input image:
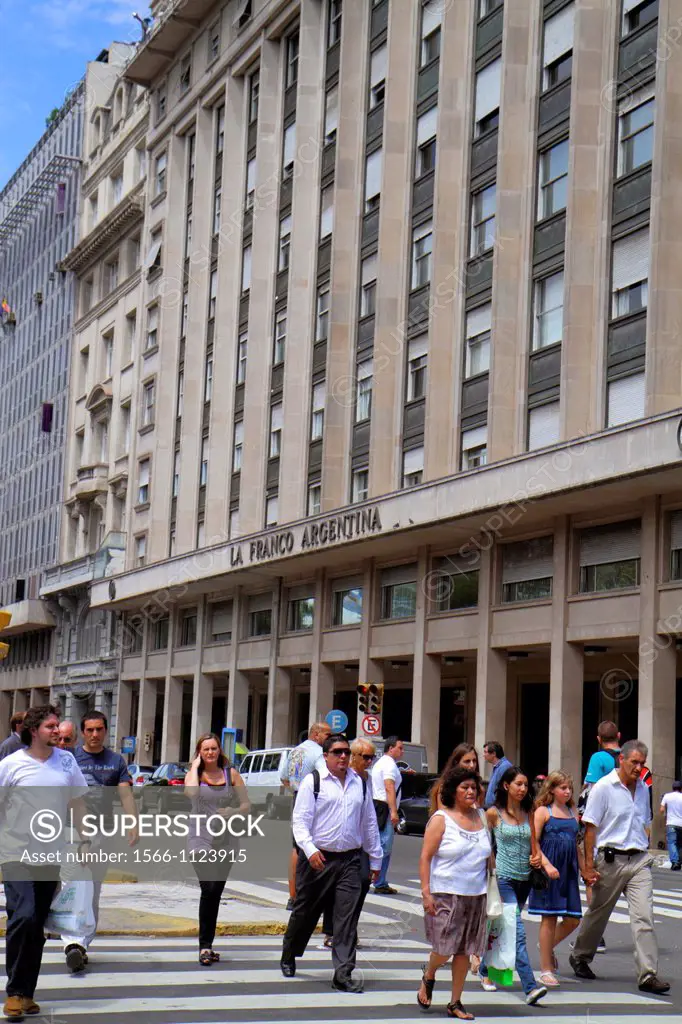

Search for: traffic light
xmin=356 ymin=682 xmax=384 ymax=715
xmin=0 ymin=610 xmax=11 ymax=661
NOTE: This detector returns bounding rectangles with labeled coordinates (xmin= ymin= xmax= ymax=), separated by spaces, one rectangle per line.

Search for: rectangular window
xmin=465 ymin=304 xmax=491 ymax=377
xmin=137 ymin=459 xmax=150 ymax=505
xmin=369 ymin=45 xmax=387 ymax=108
xmin=249 ymin=70 xmax=259 ymax=122
xmin=208 ymin=20 xmax=221 ymax=62
xmin=332 ymin=584 xmax=363 ymax=626
xmin=184 ymin=214 xmax=193 ymax=259
xmin=274 ymin=311 xmax=287 ymax=365
xmin=502 ymin=536 xmax=554 ymax=603
xmin=470 ymin=184 xmax=496 ymax=256
xmin=278 ymin=215 xmax=292 ymax=271
xmin=311 ymin=382 xmax=325 ymax=440
xmin=579 ymin=520 xmax=641 ymax=593
xmin=538 ymin=139 xmax=569 ymax=219
xmin=233 ymin=421 xmax=244 ymax=471
xmin=200 ymin=435 xmax=209 ymax=487
xmin=119 ymin=404 xmax=131 ymax=455
xmin=607 ymin=372 xmax=646 ymax=427
xmin=612 ymin=227 xmax=649 ymax=317
xmin=179 ymin=53 xmax=191 ymax=94
xmin=249 ymin=607 xmax=272 ymax=637
xmin=308 ymin=483 xmax=321 ymax=516
xmin=176 ymin=370 xmax=184 ymax=417
xmin=480 ymin=0 xmax=504 ymax=17
xmin=352 ymin=467 xmax=369 ymax=503
xmin=474 ymin=59 xmax=501 ymax=137
xmin=432 ymin=555 xmax=480 ymax=611
xmin=209 ymin=601 xmax=232 ymax=643
xmin=528 ymin=401 xmax=560 ymax=451
xmin=142 ymin=380 xmax=155 ymax=427
xmin=172 ymin=449 xmax=180 ymax=497
xmin=102 ymin=332 xmax=114 ymax=378
xmin=241 ymin=245 xmax=252 ymax=293
xmin=286 ymin=31 xmax=299 ymax=87
xmin=420 ymin=0 xmax=442 ymax=66
xmin=154 ymin=152 xmax=167 ymax=196
xmin=360 ymin=255 xmax=377 ymax=317
xmin=618 ymin=94 xmax=654 ymax=175
xmin=270 ymin=404 xmax=283 ymax=457
xmin=412 ymin=221 xmax=433 ymax=288
xmin=623 ymin=0 xmax=658 ymax=36
xmin=135 ymin=535 xmax=147 ymax=568
xmin=461 ymin=424 xmax=487 ymax=470
xmin=324 ymin=86 xmax=339 ymax=144
xmin=216 ymin=106 xmax=225 ymax=155
xmin=320 ymin=185 xmax=334 ymax=239
xmin=179 ymin=609 xmax=198 ymax=647
xmin=416 ymin=106 xmax=438 ymax=176
xmin=407 ymin=336 xmax=428 ymax=401
xmin=208 ymin=269 xmax=218 ymax=320
xmin=106 ymin=259 xmax=119 ymax=292
xmin=97 ymin=421 xmax=109 ymax=463
xmin=402 ymin=446 xmax=424 ymax=488
xmin=146 ymin=228 xmax=162 ymax=272
xmin=237 ymin=332 xmax=248 ymax=383
xmin=283 ymin=123 xmax=296 ymax=177
xmin=316 ymin=287 xmax=330 ymax=341
xmin=156 ymin=83 xmax=167 ymax=121
xmin=380 ymin=565 xmax=418 ymax=620
xmin=182 ymin=288 xmax=189 ymax=335
xmin=364 ymin=149 xmax=382 ymax=213
xmin=670 ymin=510 xmax=682 ymax=580
xmin=356 ymin=359 xmax=373 ymax=422
xmin=213 ymin=187 xmax=222 ymax=234
xmin=265 ymin=495 xmax=278 ymax=527
xmin=111 ymin=172 xmax=123 ymax=205
xmin=151 ymin=616 xmax=169 ymax=650
xmin=542 ymin=4 xmax=574 ymax=90
xmin=288 ymin=596 xmax=315 ymax=632
xmin=533 ymin=270 xmax=564 ymax=349
xmin=328 ymin=0 xmax=342 ymax=46
xmin=245 ymin=157 xmax=256 ymax=209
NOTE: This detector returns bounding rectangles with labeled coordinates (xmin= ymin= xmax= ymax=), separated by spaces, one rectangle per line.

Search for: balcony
xmin=0 ymin=600 xmax=55 ymax=636
xmin=41 ymin=533 xmax=127 ymax=596
xmin=73 ymin=463 xmax=109 ymax=501
xmin=125 ymin=0 xmax=224 ymax=86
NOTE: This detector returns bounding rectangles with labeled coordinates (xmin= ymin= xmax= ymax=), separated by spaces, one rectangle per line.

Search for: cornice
xmin=62 ymin=184 xmax=146 ymax=275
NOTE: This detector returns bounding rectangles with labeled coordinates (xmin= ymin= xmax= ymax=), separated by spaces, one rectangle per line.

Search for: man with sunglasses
xmin=280 ymin=733 xmax=382 ymax=992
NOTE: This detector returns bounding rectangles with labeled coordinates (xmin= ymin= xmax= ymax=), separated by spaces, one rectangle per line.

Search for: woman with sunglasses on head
xmin=477 ymin=766 xmax=548 ymax=1006
xmin=418 ymin=765 xmax=491 ymax=1020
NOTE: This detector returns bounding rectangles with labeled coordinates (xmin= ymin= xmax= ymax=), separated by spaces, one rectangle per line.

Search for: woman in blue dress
xmin=528 ymin=771 xmax=584 ymax=987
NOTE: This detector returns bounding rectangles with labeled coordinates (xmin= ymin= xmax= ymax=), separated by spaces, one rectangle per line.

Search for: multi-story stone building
xmin=80 ymin=0 xmax=681 ymax=809
xmin=0 ymin=84 xmax=83 ymax=721
xmin=41 ymin=43 xmax=149 ymax=736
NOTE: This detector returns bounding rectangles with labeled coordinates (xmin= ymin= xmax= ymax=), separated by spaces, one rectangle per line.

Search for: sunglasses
xmin=359 ymin=754 xmax=374 ymax=761
xmin=329 ymin=748 xmax=351 ymax=757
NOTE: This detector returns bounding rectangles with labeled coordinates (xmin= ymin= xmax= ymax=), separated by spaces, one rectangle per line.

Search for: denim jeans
xmin=666 ymin=825 xmax=682 ymax=866
xmin=480 ymin=876 xmax=537 ymax=995
xmin=374 ymin=818 xmax=395 ymax=888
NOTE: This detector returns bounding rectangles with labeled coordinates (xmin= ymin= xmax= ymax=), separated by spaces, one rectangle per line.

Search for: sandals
xmin=417 ymin=963 xmax=436 ymax=1010
xmin=447 ymin=1001 xmax=474 ymax=1020
xmin=199 ymin=949 xmax=220 ymax=966
xmin=539 ymin=971 xmax=560 ymax=987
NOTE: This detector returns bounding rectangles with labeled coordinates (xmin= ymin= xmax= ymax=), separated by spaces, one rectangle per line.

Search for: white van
xmin=369 ymin=740 xmax=429 ymax=774
xmin=238 ymin=747 xmax=293 ymax=819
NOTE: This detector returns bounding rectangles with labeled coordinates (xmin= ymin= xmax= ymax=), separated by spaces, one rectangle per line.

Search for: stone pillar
xmin=161 ymin=675 xmax=183 ymax=762
xmin=227 ymin=669 xmax=250 ymax=736
xmin=266 ymin=667 xmax=291 ymax=747
xmin=13 ymin=690 xmax=29 ymax=712
xmin=638 ymin=497 xmax=675 ymax=846
xmin=136 ymin=678 xmax=157 ymax=763
xmin=309 ymin=570 xmax=333 ymax=721
xmin=411 ymin=547 xmax=440 ymax=770
xmin=190 ymin=672 xmax=213 ymax=746
xmin=0 ymin=690 xmax=11 ymax=733
xmin=115 ymin=679 xmax=134 ymax=751
xmin=473 ymin=546 xmax=507 ymax=777
xmin=548 ymin=517 xmax=584 ymax=785
xmin=29 ymin=687 xmax=46 ymax=707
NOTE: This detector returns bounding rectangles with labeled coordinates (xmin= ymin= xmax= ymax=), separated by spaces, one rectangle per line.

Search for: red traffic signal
xmin=356 ymin=682 xmax=384 ymax=714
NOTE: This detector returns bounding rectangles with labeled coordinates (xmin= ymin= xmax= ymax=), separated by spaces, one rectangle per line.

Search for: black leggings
xmin=196 ymin=878 xmax=227 ymax=949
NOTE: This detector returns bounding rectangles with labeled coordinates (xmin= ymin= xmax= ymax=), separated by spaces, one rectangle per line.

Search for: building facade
xmin=0 ymin=84 xmax=83 ymax=723
xmin=75 ymin=0 xmax=681 ymax=813
xmin=41 ymin=43 xmax=150 ymax=736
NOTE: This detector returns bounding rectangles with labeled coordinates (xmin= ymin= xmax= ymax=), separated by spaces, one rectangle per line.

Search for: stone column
xmin=548 ymin=517 xmax=584 ymax=785
xmin=136 ymin=678 xmax=157 ymax=764
xmin=161 ymin=674 xmax=183 ymax=762
xmin=190 ymin=672 xmax=213 ymax=745
xmin=265 ymin=581 xmax=291 ymax=745
xmin=115 ymin=679 xmax=134 ymax=750
xmin=13 ymin=690 xmax=29 ymax=712
xmin=309 ymin=570 xmax=334 ymax=721
xmin=227 ymin=669 xmax=250 ymax=736
xmin=473 ymin=545 xmax=507 ymax=776
xmin=0 ymin=691 xmax=11 ymax=733
xmin=638 ymin=497 xmax=675 ymax=845
xmin=411 ymin=547 xmax=440 ymax=770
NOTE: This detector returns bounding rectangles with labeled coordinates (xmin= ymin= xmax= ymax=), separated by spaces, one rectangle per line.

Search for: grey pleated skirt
xmin=424 ymin=893 xmax=487 ymax=957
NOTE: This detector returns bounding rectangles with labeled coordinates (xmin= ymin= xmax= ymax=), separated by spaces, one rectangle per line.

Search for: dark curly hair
xmin=494 ymin=765 xmax=533 ymax=813
xmin=440 ymin=766 xmax=481 ymax=809
xmin=21 ymin=704 xmax=60 ymax=746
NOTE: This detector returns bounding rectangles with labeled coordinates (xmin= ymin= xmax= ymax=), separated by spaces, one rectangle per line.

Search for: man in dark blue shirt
xmin=61 ymin=712 xmax=138 ymax=972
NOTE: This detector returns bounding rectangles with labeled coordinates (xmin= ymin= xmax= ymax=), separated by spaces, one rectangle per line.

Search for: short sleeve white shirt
xmin=370 ymin=754 xmax=402 ymax=808
xmin=582 ymin=769 xmax=651 ymax=851
xmin=661 ymin=792 xmax=682 ymax=827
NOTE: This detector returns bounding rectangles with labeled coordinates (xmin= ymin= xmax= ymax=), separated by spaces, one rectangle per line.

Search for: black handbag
xmin=529 ymin=866 xmax=549 ymax=891
xmin=373 ymin=799 xmax=390 ymax=830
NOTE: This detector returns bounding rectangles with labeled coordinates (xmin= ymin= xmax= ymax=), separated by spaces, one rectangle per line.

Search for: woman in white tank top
xmin=417 ymin=765 xmax=492 ymax=1021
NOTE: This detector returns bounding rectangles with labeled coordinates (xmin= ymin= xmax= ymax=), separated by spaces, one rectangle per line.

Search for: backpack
xmin=312 ymin=768 xmax=367 ymax=802
xmin=578 ymin=749 xmax=621 ymax=818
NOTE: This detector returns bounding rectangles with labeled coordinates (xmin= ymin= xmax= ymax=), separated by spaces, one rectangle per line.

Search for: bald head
xmin=57 ymin=720 xmax=77 ymax=750
xmin=309 ymin=721 xmax=332 ymax=744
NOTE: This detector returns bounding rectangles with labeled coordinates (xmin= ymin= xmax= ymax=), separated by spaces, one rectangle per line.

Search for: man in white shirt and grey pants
xmin=569 ymin=739 xmax=670 ymax=995
xmin=280 ymin=733 xmax=382 ymax=993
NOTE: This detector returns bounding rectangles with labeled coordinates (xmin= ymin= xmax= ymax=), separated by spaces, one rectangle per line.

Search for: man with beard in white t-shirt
xmin=0 ymin=705 xmax=88 ymax=1021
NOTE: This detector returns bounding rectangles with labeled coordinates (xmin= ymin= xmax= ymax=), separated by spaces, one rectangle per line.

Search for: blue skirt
xmin=528 ymin=815 xmax=582 ymax=918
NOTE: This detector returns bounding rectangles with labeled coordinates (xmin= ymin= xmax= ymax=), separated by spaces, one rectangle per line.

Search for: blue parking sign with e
xmin=326 ymin=709 xmax=349 ymax=733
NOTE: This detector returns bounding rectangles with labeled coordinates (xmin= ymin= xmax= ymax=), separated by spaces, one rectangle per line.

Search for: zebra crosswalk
xmin=2 ymin=935 xmax=676 ymax=1024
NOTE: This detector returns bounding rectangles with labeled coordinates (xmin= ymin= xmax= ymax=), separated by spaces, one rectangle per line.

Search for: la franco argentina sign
xmin=233 ymin=506 xmax=383 ymax=567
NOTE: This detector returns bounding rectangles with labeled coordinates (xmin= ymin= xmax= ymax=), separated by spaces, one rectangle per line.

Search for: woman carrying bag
xmin=417 ymin=765 xmax=492 ymax=1021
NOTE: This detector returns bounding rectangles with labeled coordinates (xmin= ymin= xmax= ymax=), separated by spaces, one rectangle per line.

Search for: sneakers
xmin=373 ymin=884 xmax=397 ymax=895
xmin=285 ymin=898 xmax=295 ymax=911
xmin=569 ymin=954 xmax=597 ymax=980
xmin=65 ymin=944 xmax=86 ymax=973
xmin=596 ymin=937 xmax=607 ymax=953
xmin=526 ymin=985 xmax=548 ymax=1005
xmin=20 ymin=1002 xmax=39 ymax=1018
xmin=638 ymin=976 xmax=671 ymax=995
xmin=671 ymin=863 xmax=681 ymax=871
xmin=3 ymin=997 xmax=25 ymax=1022
xmin=480 ymin=976 xmax=497 ymax=992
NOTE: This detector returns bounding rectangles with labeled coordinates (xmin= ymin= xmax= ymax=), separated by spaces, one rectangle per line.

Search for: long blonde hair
xmin=534 ymin=770 xmax=574 ymax=809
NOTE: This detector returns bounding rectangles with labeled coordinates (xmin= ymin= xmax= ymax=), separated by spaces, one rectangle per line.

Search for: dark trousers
xmin=192 ymin=857 xmax=231 ymax=949
xmin=322 ymin=850 xmax=370 ymax=936
xmin=283 ymin=849 xmax=362 ymax=980
xmin=3 ymin=865 xmax=59 ymax=998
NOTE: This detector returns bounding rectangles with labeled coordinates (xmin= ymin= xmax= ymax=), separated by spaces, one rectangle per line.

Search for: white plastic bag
xmin=45 ymin=880 xmax=95 ymax=938
xmin=486 ymin=902 xmax=517 ymax=986
xmin=486 ymin=871 xmax=503 ymax=919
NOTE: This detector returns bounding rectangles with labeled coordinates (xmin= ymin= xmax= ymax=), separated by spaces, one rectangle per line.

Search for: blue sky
xmin=0 ymin=0 xmax=150 ymax=191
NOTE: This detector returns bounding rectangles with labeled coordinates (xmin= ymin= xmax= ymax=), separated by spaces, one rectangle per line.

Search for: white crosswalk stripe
xmin=0 ymin=935 xmax=674 ymax=1023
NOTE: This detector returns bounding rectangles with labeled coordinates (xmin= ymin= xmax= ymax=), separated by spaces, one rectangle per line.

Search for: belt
xmin=317 ymin=848 xmax=361 ymax=858
xmin=599 ymin=847 xmax=646 ymax=857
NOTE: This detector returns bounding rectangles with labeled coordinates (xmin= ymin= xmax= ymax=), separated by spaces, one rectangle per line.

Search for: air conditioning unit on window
xmin=35 ymin=291 xmax=44 ymax=304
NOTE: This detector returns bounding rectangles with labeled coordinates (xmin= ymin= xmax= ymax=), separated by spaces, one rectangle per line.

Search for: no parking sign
xmin=362 ymin=714 xmax=381 ymax=736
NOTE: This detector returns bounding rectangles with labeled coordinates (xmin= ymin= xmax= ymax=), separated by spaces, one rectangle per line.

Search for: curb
xmin=0 ymin=922 xmax=298 ymax=937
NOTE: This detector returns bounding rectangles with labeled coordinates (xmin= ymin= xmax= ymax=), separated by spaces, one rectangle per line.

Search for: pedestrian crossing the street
xmin=2 ymin=935 xmax=676 ymax=1023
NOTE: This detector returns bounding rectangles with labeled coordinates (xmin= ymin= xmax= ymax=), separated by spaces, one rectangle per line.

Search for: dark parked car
xmin=141 ymin=762 xmax=190 ymax=811
xmin=396 ymin=774 xmax=438 ymax=836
